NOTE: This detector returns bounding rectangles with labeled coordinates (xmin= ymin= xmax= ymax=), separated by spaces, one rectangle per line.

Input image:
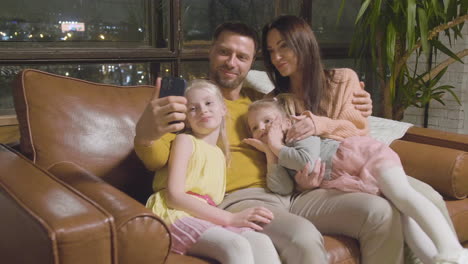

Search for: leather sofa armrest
xmin=0 ymin=144 xmax=112 ymax=264
xmin=390 ymin=140 xmax=468 ymax=199
xmin=402 ymin=126 xmax=468 ymax=152
xmin=48 ymin=161 xmax=171 ymax=264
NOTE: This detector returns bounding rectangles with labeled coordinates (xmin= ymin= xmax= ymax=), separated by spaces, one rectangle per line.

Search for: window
xmin=1 ymin=0 xmax=151 ymax=44
xmin=311 ymin=0 xmax=360 ymax=46
xmin=181 ymin=0 xmax=278 ymax=49
xmin=0 ymin=0 xmax=362 ymax=127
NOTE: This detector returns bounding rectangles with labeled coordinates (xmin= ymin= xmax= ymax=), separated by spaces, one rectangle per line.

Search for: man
xmin=135 ymin=22 xmax=452 ymax=263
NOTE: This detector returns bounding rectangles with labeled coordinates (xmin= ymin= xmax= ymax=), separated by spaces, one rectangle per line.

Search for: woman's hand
xmin=285 ymin=115 xmax=316 ymax=143
xmin=294 ymin=160 xmax=325 ymax=191
xmin=229 ymin=207 xmax=274 ymax=231
xmin=352 ymin=82 xmax=373 ymax=118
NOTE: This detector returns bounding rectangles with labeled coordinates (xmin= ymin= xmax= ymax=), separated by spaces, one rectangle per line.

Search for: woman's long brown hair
xmin=262 ymin=15 xmax=331 ymax=115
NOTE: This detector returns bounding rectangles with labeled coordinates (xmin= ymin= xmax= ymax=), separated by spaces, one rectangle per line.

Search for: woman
xmin=261 ymin=15 xmax=460 ymax=264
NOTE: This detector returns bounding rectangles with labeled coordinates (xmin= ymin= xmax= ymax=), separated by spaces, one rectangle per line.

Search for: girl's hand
xmin=267 ymin=118 xmax=285 ymax=153
xmin=230 ymin=207 xmax=274 ymax=231
xmin=243 ymin=138 xmax=269 ymax=153
xmin=352 ymin=82 xmax=373 ymax=117
xmin=286 ymin=115 xmax=316 ymax=143
xmin=295 ymin=160 xmax=325 ymax=191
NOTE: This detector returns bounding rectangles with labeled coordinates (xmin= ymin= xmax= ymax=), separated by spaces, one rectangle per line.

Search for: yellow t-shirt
xmin=134 ymin=88 xmax=266 ymax=193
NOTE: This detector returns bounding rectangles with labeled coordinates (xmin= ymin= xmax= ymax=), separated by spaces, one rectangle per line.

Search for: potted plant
xmin=340 ymin=0 xmax=467 ymax=120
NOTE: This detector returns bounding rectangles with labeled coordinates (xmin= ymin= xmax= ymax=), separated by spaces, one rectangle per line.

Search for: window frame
xmin=0 ymin=0 xmax=358 ymax=127
xmin=0 ymin=0 xmax=355 ymax=69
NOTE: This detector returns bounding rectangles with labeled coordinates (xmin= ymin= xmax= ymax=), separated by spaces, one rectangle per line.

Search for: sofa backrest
xmin=13 ymin=69 xmax=154 ymax=202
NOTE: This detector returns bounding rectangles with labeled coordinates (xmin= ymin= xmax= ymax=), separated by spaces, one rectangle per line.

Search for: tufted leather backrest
xmin=13 ymin=69 xmax=154 ymax=203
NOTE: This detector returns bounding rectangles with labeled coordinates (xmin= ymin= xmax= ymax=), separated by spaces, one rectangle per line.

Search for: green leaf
xmin=444 ymin=87 xmax=462 ymax=105
xmin=428 ymin=66 xmax=449 ymax=87
xmin=336 ymin=0 xmax=346 ymax=26
xmin=443 ymin=0 xmax=450 ymax=14
xmin=390 ymin=73 xmax=397 ymax=102
xmin=431 ymin=91 xmax=446 ymax=97
xmin=432 ymin=39 xmax=464 ymax=63
xmin=417 ymin=8 xmax=429 ymax=58
xmin=433 ymin=85 xmax=455 ymax=92
xmin=355 ymin=0 xmax=372 ymax=24
xmin=446 ymin=0 xmax=458 ymax=21
xmin=431 ymin=0 xmax=444 ymax=18
xmin=374 ymin=0 xmax=382 ymax=18
xmin=433 ymin=98 xmax=446 ymax=106
xmin=386 ymin=22 xmax=397 ymax=68
xmin=462 ymin=0 xmax=468 ymax=16
xmin=406 ymin=0 xmax=417 ymax=49
xmin=460 ymin=1 xmax=467 ymax=32
xmin=433 ymin=85 xmax=454 ymax=92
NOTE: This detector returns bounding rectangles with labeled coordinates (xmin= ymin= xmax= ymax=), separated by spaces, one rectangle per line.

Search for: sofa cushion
xmin=13 ymin=69 xmax=154 ymax=203
xmin=446 ymin=199 xmax=468 ymax=243
xmin=391 ymin=140 xmax=468 ymax=199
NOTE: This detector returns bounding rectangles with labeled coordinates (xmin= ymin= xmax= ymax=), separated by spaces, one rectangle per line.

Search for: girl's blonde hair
xmin=246 ymin=93 xmax=297 ymax=135
xmin=184 ymin=79 xmax=230 ymax=165
xmin=248 ymin=93 xmax=297 ymax=116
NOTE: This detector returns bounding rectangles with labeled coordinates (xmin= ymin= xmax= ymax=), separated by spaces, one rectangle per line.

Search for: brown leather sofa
xmin=1 ymin=69 xmax=467 ymax=264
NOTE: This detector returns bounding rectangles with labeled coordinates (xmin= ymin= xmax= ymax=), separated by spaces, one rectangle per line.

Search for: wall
xmin=402 ymin=25 xmax=468 ymax=134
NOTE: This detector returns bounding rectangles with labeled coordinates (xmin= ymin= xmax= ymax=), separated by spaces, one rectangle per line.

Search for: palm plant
xmin=340 ymin=0 xmax=467 ymax=120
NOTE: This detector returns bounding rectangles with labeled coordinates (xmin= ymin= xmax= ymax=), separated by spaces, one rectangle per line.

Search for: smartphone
xmin=159 ymin=76 xmax=187 ymax=129
xmin=159 ymin=76 xmax=187 ymax=98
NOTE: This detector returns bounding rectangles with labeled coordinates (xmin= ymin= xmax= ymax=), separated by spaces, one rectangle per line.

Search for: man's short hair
xmin=212 ymin=22 xmax=259 ymax=53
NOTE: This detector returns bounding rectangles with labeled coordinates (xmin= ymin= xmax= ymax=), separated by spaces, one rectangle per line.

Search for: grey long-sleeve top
xmin=266 ymin=136 xmax=340 ymax=195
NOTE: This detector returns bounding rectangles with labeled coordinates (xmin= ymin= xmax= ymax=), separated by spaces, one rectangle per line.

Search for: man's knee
xmin=283 ymin=220 xmax=328 ymax=263
xmin=281 ymin=218 xmax=324 ymax=251
xmin=361 ymin=195 xmax=395 ymax=227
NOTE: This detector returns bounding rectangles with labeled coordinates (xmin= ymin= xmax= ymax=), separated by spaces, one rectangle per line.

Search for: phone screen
xmin=159 ymin=77 xmax=186 ymax=98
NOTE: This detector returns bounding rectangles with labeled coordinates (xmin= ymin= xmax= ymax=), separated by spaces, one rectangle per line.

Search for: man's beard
xmin=211 ymin=67 xmax=245 ymax=90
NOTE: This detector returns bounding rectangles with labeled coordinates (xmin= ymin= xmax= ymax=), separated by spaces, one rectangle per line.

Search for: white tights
xmin=186 ymin=227 xmax=281 ymax=264
xmin=378 ymin=166 xmax=463 ymax=263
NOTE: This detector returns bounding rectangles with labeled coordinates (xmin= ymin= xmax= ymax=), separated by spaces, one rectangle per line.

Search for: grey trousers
xmin=218 ymin=176 xmax=453 ymax=264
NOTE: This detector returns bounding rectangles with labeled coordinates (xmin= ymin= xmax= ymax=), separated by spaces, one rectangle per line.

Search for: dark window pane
xmin=323 ymin=58 xmax=355 ymax=69
xmin=283 ymin=1 xmax=303 ymax=16
xmin=0 ymin=63 xmax=171 ymax=114
xmin=181 ymin=0 xmax=277 ymax=48
xmin=180 ymin=60 xmax=209 ymax=80
xmin=179 ymin=60 xmax=266 ymax=81
xmin=323 ymin=58 xmax=367 ymax=81
xmin=252 ymin=60 xmax=267 ymax=71
xmin=311 ymin=0 xmax=360 ymax=45
xmin=0 ymin=0 xmax=169 ymax=47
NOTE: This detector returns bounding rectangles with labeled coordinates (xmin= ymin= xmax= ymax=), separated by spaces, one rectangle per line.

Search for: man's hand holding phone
xmin=134 ymin=77 xmax=187 ymax=146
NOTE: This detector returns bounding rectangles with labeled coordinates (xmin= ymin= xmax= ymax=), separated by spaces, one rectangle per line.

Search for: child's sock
xmin=434 ymin=248 xmax=468 ymax=264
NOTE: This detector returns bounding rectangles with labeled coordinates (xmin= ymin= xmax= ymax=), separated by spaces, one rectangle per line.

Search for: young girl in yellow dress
xmin=146 ymin=79 xmax=280 ymax=264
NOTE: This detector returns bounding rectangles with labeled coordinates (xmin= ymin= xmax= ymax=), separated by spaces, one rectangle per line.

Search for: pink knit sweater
xmin=303 ymin=68 xmax=370 ymax=141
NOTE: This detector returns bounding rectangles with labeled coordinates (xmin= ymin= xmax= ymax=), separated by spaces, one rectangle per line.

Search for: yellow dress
xmin=146 ymin=134 xmax=226 ymax=225
xmin=146 ymin=135 xmax=246 ymax=254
